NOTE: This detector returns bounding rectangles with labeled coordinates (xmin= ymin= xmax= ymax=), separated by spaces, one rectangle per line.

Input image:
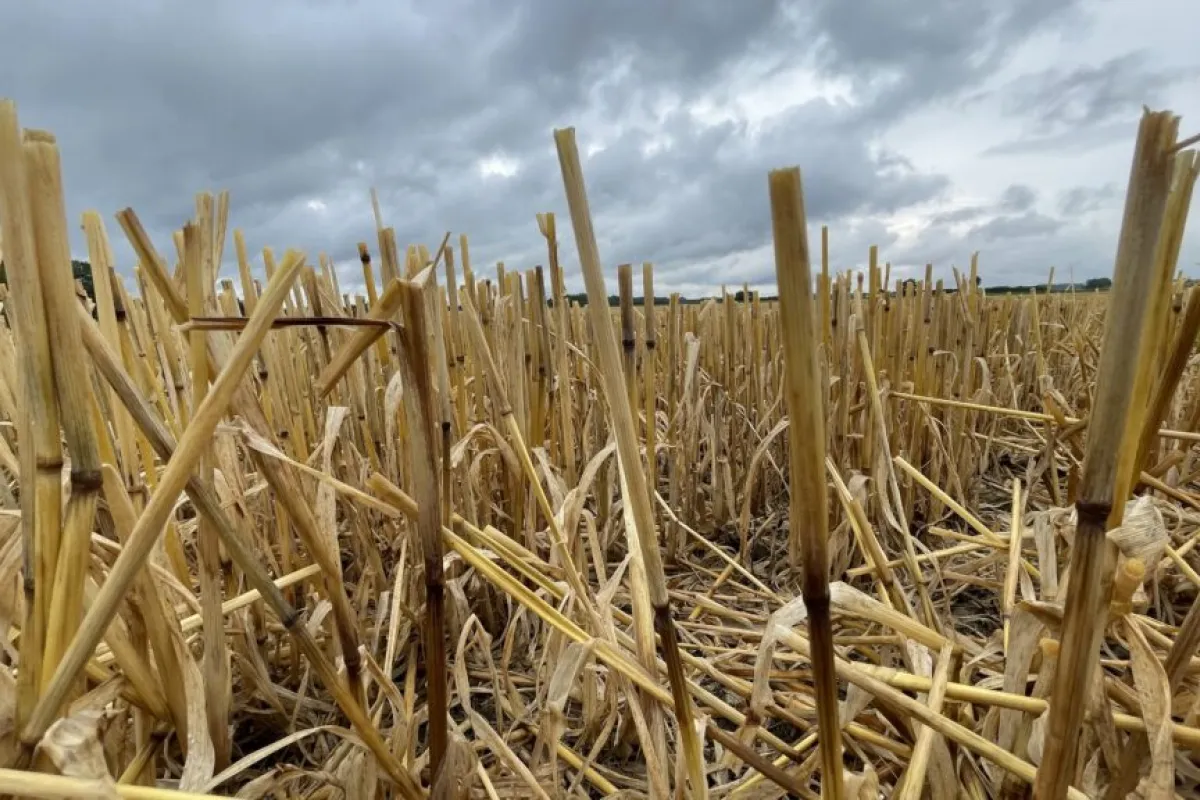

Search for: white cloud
xmin=476 ymin=152 xmax=520 ymax=179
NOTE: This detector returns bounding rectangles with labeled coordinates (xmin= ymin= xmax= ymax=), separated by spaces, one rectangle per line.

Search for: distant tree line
xmin=984 ymin=277 xmax=1112 ymax=295
xmin=550 ymin=278 xmax=1117 ymax=305
xmin=555 ymin=290 xmax=781 ymax=307
xmin=0 ymin=260 xmax=1115 ymax=310
xmin=0 ymin=258 xmax=96 ymax=302
xmin=559 ymin=293 xmax=681 ymax=307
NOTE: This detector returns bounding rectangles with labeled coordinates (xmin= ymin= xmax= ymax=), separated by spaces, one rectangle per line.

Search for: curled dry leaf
xmin=1126 ymin=616 xmax=1174 ymax=798
xmin=752 ymin=594 xmax=808 ymax=716
xmin=37 ymin=709 xmax=115 ymax=795
xmin=537 ymin=639 xmax=594 ymax=774
xmin=844 ymin=762 xmax=879 ymax=800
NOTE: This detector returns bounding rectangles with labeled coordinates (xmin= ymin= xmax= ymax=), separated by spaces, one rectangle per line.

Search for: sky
xmin=1 ymin=0 xmax=1198 ymax=297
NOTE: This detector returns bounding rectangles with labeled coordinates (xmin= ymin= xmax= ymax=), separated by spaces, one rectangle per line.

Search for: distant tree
xmin=72 ymin=260 xmax=95 ymax=302
xmin=0 ymin=259 xmax=96 ymax=304
xmin=1084 ymin=276 xmax=1112 ymax=291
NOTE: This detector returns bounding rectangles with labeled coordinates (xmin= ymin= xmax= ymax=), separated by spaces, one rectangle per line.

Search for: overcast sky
xmin=2 ymin=0 xmax=1198 ymax=297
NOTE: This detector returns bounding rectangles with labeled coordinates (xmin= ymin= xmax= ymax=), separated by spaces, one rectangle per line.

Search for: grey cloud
xmin=930 ymin=206 xmax=988 ymax=226
xmin=1003 ymin=53 xmax=1191 ymax=132
xmin=0 ymin=1 xmax=800 ymax=283
xmin=1058 ymin=183 xmax=1118 ymax=216
xmin=807 ymin=0 xmax=1082 ymax=122
xmin=968 ymin=211 xmax=1062 ymax=242
xmin=982 ymin=120 xmax=1137 ymax=157
xmin=0 ymin=0 xmax=1159 ymax=299
xmin=1000 ymin=185 xmax=1037 ymax=211
xmin=887 ymin=183 xmax=1091 ymax=286
xmin=984 ymin=53 xmax=1197 ymax=155
xmin=576 ymin=102 xmax=949 ymax=274
xmin=927 ymin=184 xmax=1036 ymax=230
xmin=889 ymin=215 xmax=1112 ymax=287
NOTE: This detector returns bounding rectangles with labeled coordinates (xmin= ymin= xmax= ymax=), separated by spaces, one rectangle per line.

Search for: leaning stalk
xmin=554 ymin=126 xmax=706 ymax=798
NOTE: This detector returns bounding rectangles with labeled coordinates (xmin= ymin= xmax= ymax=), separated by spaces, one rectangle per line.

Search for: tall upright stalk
xmin=643 ymin=262 xmax=657 ymax=486
xmin=396 ymin=276 xmax=448 ymax=781
xmin=184 ymin=221 xmax=232 ymax=769
xmin=1034 ymin=108 xmax=1179 ymax=800
xmin=1104 ymin=144 xmax=1199 ymax=800
xmin=23 ymin=130 xmax=105 ymax=719
xmin=768 ymin=166 xmax=844 ymax=798
xmin=0 ymin=101 xmax=60 ymax=728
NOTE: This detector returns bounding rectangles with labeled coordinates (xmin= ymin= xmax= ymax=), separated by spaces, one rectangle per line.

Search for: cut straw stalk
xmin=0 ymin=101 xmax=62 ymax=725
xmin=643 ymin=262 xmax=658 ymax=485
xmin=184 ymin=221 xmax=232 ymax=771
xmin=0 ymin=768 xmax=229 ymax=800
xmin=768 ymin=166 xmax=844 ymax=797
xmin=1105 ymin=155 xmax=1200 ymax=800
xmin=851 ymin=290 xmax=936 ymax=629
xmin=555 ymin=126 xmax=705 ymax=798
xmin=894 ymin=643 xmax=953 ymax=799
xmin=21 ymin=249 xmax=306 ymax=743
xmin=83 ymin=211 xmax=140 ymax=496
xmin=73 ymin=301 xmax=422 ymax=798
xmin=24 ymin=130 xmax=106 ymax=715
xmin=1034 ymin=108 xmax=1179 ymax=800
xmin=1134 ymin=152 xmax=1200 ymax=472
xmin=396 ymin=277 xmax=449 ymax=780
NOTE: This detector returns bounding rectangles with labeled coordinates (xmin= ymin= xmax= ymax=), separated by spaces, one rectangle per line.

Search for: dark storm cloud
xmin=572 ymin=103 xmax=949 ymax=275
xmin=0 ymin=0 xmax=1088 ymax=295
xmin=807 ymin=0 xmax=1083 ymax=122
